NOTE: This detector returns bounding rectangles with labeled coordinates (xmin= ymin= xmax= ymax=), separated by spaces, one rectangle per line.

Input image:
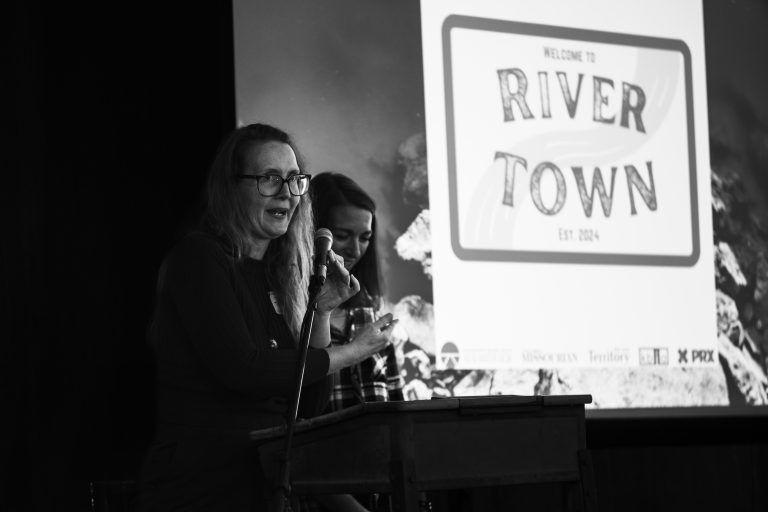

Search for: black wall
xmin=9 ymin=1 xmax=234 ymax=509
xmin=8 ymin=1 xmax=768 ymax=511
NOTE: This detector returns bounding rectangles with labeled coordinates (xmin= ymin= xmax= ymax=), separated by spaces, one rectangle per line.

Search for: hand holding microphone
xmin=313 ymin=229 xmax=360 ymax=313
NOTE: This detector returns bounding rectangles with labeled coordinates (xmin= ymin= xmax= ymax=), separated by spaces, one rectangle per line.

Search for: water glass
xmin=348 ymin=307 xmax=377 ymax=339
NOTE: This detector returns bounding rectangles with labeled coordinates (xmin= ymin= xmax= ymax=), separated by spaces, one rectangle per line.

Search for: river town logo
xmin=639 ymin=347 xmax=669 ymax=366
xmin=442 ymin=16 xmax=699 ymax=266
xmin=440 ymin=342 xmax=460 ymax=369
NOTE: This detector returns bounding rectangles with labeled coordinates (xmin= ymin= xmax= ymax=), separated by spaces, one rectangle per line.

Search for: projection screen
xmin=232 ymin=0 xmax=768 ymax=418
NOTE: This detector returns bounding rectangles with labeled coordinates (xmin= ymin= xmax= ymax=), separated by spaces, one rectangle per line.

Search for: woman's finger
xmin=373 ymin=313 xmax=393 ymax=328
xmin=326 ymin=249 xmax=351 ymax=286
xmin=348 ymin=274 xmax=361 ymax=294
xmin=326 ymin=249 xmax=344 ymax=268
xmin=373 ymin=314 xmax=397 ymax=332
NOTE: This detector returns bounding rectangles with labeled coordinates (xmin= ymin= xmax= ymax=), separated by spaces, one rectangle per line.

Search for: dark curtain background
xmin=8 ymin=1 xmax=234 ymax=509
xmin=6 ymin=1 xmax=768 ymax=511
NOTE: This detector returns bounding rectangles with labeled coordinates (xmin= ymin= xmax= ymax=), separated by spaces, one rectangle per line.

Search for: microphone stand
xmin=275 ymin=275 xmax=325 ymax=512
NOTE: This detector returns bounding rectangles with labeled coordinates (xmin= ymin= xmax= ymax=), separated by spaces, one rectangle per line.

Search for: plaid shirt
xmin=299 ymin=307 xmax=404 ymax=512
xmin=326 ymin=308 xmax=404 ymax=412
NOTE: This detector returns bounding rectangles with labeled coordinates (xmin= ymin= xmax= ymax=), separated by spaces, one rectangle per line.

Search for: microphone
xmin=313 ymin=228 xmax=333 ymax=286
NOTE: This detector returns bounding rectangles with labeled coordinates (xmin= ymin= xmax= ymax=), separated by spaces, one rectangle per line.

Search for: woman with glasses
xmin=137 ymin=124 xmax=395 ymax=512
xmin=302 ymin=172 xmax=405 ymax=512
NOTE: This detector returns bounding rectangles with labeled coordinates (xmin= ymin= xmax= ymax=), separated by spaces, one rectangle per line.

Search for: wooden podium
xmin=251 ymin=395 xmax=595 ymax=512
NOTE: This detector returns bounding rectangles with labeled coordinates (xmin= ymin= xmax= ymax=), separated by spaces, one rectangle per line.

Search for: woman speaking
xmin=137 ymin=124 xmax=396 ymax=511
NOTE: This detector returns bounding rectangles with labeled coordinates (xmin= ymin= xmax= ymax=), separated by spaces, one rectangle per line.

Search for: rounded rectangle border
xmin=442 ymin=15 xmax=699 ymax=267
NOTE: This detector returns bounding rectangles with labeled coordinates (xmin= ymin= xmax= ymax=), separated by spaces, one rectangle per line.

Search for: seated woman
xmin=310 ymin=172 xmax=405 ymax=410
xmin=306 ymin=172 xmax=405 ymax=512
xmin=137 ymin=125 xmax=395 ymax=512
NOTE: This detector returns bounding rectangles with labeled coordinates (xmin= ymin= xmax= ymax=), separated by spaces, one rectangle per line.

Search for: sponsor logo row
xmin=638 ymin=347 xmax=716 ymax=366
xmin=439 ymin=343 xmax=716 ymax=368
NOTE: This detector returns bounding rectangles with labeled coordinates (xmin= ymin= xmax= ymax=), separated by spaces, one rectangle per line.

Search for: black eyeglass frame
xmin=235 ymin=173 xmax=312 ymax=197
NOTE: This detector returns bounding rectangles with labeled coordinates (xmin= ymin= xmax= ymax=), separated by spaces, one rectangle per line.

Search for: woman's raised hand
xmin=347 ymin=313 xmax=398 ymax=363
xmin=315 ymin=249 xmax=360 ymax=313
xmin=324 ymin=312 xmax=399 ymax=374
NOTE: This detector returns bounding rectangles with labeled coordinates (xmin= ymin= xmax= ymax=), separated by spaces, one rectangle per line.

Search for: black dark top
xmin=138 ymin=231 xmax=331 ymax=511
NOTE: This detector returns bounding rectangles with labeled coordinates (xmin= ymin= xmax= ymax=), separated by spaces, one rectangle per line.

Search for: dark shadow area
xmin=9 ymin=1 xmax=233 ymax=510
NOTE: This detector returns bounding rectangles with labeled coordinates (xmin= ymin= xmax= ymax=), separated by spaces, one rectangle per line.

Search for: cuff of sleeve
xmin=304 ymin=347 xmax=331 ymax=383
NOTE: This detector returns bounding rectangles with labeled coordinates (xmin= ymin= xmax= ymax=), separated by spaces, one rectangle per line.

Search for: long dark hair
xmin=309 ymin=172 xmax=382 ymax=306
xmin=203 ymin=123 xmax=314 ymax=339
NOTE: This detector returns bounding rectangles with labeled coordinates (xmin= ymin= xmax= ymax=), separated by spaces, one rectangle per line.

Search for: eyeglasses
xmin=235 ymin=173 xmax=312 ymax=197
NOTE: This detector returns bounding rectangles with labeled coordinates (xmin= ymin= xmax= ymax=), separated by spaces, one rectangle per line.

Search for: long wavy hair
xmin=203 ymin=123 xmax=313 ymax=340
xmin=309 ymin=172 xmax=382 ymax=308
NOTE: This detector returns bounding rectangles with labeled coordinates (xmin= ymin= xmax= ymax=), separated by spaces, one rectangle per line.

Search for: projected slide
xmin=422 ymin=0 xmax=717 ymax=376
xmin=233 ymin=0 xmax=768 ymax=413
